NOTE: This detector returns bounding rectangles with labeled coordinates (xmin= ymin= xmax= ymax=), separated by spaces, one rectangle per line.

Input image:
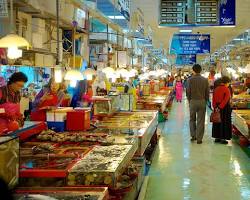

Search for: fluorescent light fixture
xmin=179 ymin=29 xmax=192 ymax=33
xmin=108 ymin=16 xmax=125 ymax=19
xmin=233 ymin=38 xmax=244 ymax=41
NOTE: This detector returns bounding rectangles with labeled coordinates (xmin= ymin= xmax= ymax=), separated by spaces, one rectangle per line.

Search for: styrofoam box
xmin=32 ymin=33 xmax=43 ymax=49
xmin=47 ymin=107 xmax=74 ymax=122
xmin=32 ymin=18 xmax=46 ymax=33
xmin=17 ymin=11 xmax=32 ymax=44
xmin=61 ymin=1 xmax=75 ymax=22
xmin=35 ymin=53 xmax=44 ymax=66
xmin=43 ymin=55 xmax=55 ymax=67
xmin=46 ymin=112 xmax=67 ymax=122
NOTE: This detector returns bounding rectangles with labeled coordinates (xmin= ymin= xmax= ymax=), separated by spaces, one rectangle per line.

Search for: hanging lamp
xmin=64 ymin=18 xmax=83 ymax=86
xmin=0 ymin=0 xmax=30 ymax=59
xmin=102 ymin=67 xmax=115 ymax=79
xmin=83 ymin=68 xmax=97 ymax=80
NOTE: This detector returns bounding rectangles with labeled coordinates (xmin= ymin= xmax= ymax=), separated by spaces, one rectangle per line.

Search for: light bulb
xmin=70 ymin=80 xmax=77 ymax=87
xmin=215 ymin=73 xmax=222 ymax=79
xmin=55 ymin=69 xmax=62 ymax=83
xmin=7 ymin=46 xmax=22 ymax=59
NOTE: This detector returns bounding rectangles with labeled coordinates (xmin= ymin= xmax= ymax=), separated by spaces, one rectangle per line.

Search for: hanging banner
xmin=145 ymin=25 xmax=153 ymax=44
xmin=0 ymin=0 xmax=8 ymax=18
xmin=219 ymin=0 xmax=236 ymax=26
xmin=176 ymin=54 xmax=196 ymax=65
xmin=117 ymin=0 xmax=130 ymax=21
xmin=170 ymin=34 xmax=210 ymax=55
xmin=137 ymin=8 xmax=144 ymax=35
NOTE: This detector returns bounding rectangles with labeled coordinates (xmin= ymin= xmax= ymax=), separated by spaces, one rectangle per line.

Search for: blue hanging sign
xmin=170 ymin=34 xmax=210 ymax=55
xmin=219 ymin=0 xmax=236 ymax=26
xmin=176 ymin=54 xmax=196 ymax=65
xmin=118 ymin=0 xmax=130 ymax=21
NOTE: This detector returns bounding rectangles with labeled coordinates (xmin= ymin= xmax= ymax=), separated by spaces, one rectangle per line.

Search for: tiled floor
xmin=145 ymin=99 xmax=250 ymax=200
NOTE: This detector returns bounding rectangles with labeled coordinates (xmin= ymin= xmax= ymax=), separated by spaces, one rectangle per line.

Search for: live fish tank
xmin=92 ymin=95 xmax=120 ymax=116
xmin=68 ymin=145 xmax=137 ymax=187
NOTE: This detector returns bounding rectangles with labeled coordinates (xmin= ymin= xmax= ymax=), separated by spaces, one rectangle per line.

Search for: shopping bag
xmin=210 ymin=108 xmax=221 ymax=123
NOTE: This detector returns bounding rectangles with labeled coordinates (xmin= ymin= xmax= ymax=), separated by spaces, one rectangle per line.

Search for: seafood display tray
xmin=232 ymin=110 xmax=250 ymax=139
xmin=68 ymin=144 xmax=137 ymax=187
xmin=14 ymin=187 xmax=109 ymax=200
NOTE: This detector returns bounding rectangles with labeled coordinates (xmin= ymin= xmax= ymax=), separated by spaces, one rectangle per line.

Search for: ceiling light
xmin=0 ymin=0 xmax=30 ymax=59
xmin=215 ymin=73 xmax=221 ymax=79
xmin=55 ymin=68 xmax=63 ymax=83
xmin=7 ymin=46 xmax=22 ymax=59
xmin=83 ymin=68 xmax=96 ymax=80
xmin=65 ymin=69 xmax=84 ymax=81
xmin=233 ymin=38 xmax=244 ymax=41
xmin=179 ymin=29 xmax=192 ymax=33
xmin=108 ymin=16 xmax=125 ymax=20
xmin=102 ymin=67 xmax=115 ymax=78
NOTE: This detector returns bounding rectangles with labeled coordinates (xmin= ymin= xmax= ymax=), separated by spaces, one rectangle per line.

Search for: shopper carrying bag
xmin=212 ymin=76 xmax=232 ymax=144
xmin=210 ymin=107 xmax=221 ymax=123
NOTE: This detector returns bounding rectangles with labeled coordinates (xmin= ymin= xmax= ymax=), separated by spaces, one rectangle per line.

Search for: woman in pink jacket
xmin=175 ymin=76 xmax=183 ymax=102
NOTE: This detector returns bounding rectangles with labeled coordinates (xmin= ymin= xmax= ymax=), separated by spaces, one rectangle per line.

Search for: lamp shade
xmin=83 ymin=68 xmax=97 ymax=76
xmin=102 ymin=67 xmax=115 ymax=75
xmin=129 ymin=69 xmax=138 ymax=77
xmin=65 ymin=69 xmax=84 ymax=81
xmin=0 ymin=34 xmax=30 ymax=48
xmin=116 ymin=68 xmax=130 ymax=78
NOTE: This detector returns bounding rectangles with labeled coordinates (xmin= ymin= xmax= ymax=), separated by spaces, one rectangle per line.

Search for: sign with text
xmin=159 ymin=0 xmax=235 ymax=27
xmin=176 ymin=54 xmax=196 ymax=65
xmin=219 ymin=0 xmax=236 ymax=26
xmin=170 ymin=34 xmax=210 ymax=55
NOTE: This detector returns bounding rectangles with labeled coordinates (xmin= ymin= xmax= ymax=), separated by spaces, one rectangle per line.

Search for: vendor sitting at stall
xmin=0 ymin=72 xmax=28 ymax=133
xmin=30 ymin=78 xmax=65 ymax=121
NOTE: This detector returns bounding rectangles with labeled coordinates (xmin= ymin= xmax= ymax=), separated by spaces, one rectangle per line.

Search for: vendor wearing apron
xmin=30 ymin=78 xmax=63 ymax=121
xmin=0 ymin=72 xmax=28 ymax=133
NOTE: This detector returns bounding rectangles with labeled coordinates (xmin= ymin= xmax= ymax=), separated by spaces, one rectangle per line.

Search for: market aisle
xmin=145 ymin=99 xmax=250 ymax=200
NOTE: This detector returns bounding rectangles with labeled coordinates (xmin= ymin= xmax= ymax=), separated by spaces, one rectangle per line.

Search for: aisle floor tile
xmin=145 ymin=99 xmax=250 ymax=200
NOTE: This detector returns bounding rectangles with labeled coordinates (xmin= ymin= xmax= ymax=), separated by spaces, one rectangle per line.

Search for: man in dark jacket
xmin=186 ymin=64 xmax=209 ymax=144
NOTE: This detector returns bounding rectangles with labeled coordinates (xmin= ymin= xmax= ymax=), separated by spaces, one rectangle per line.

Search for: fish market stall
xmin=95 ymin=111 xmax=158 ymax=156
xmin=232 ymin=110 xmax=250 ymax=140
xmin=231 ymin=93 xmax=250 ymax=109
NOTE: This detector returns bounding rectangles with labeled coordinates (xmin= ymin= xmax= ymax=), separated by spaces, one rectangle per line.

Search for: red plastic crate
xmin=66 ymin=110 xmax=90 ymax=131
